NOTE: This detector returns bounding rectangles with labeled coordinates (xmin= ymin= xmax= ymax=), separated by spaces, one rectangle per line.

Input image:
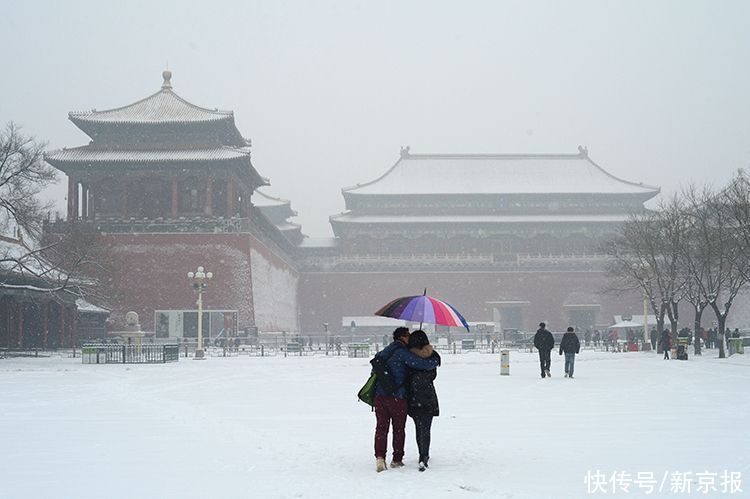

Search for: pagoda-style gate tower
xmin=47 ymin=71 xmax=264 ymax=223
xmin=46 ymin=71 xmax=300 ymax=336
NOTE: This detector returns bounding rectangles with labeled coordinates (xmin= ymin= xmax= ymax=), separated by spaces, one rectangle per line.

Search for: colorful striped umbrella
xmin=375 ymin=290 xmax=470 ymax=331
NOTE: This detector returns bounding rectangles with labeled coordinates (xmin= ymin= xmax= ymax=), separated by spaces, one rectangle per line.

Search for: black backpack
xmin=370 ymin=351 xmax=400 ymax=395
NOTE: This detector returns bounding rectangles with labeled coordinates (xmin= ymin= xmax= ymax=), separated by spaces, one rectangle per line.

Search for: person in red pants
xmin=373 ymin=327 xmax=440 ymax=472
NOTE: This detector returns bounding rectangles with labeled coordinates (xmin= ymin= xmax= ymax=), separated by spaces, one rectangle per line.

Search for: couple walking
xmin=534 ymin=322 xmax=580 ymax=378
xmin=372 ymin=327 xmax=441 ymax=473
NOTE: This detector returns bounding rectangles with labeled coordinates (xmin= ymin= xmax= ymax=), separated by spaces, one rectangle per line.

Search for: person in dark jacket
xmin=661 ymin=329 xmax=671 ymax=359
xmin=373 ymin=327 xmax=440 ymax=472
xmin=559 ymin=326 xmax=581 ymax=378
xmin=406 ymin=330 xmax=441 ymax=472
xmin=534 ymin=322 xmax=555 ymax=378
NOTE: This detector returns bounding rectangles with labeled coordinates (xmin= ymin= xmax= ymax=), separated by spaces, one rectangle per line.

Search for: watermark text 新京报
xmin=584 ymin=470 xmax=743 ymax=495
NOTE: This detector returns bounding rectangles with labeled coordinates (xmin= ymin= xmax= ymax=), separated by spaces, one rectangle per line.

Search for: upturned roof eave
xmin=69 ymin=114 xmax=245 ymax=145
xmin=344 ymin=189 xmax=660 ymax=199
xmin=69 ymin=114 xmax=235 ymax=126
xmin=45 ymin=145 xmax=253 ymax=164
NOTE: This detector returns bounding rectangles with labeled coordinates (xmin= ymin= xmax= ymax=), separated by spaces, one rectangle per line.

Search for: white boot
xmin=376 ymin=458 xmax=387 ymax=473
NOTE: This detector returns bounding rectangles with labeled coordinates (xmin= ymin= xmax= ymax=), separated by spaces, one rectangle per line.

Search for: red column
xmin=72 ymin=307 xmax=78 ymax=348
xmin=85 ymin=184 xmax=91 ymax=219
xmin=67 ymin=177 xmax=76 ymax=220
xmin=6 ymin=299 xmax=11 ymax=348
xmin=238 ymin=190 xmax=246 ymax=217
xmin=42 ymin=301 xmax=49 ymax=350
xmin=205 ymin=177 xmax=213 ymax=215
xmin=171 ymin=178 xmax=178 ymax=217
xmin=17 ymin=301 xmax=24 ymax=348
xmin=88 ymin=183 xmax=96 ymax=219
xmin=5 ymin=298 xmax=14 ymax=348
xmin=226 ymin=177 xmax=234 ymax=217
xmin=60 ymin=305 xmax=65 ymax=348
xmin=75 ymin=182 xmax=80 ymax=220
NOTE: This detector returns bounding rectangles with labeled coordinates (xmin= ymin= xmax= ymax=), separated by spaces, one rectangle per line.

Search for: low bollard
xmin=500 ymin=349 xmax=510 ymax=375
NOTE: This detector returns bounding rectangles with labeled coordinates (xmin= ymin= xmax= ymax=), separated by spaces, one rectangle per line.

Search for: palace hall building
xmin=44 ymin=71 xmax=660 ymax=339
xmin=298 ymin=147 xmax=660 ymax=334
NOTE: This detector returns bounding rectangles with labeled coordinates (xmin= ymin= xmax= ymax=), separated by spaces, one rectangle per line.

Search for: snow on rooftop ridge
xmin=76 ymin=298 xmax=110 ymax=314
xmin=397 ymin=144 xmax=590 ymax=161
xmin=341 ymin=316 xmax=409 ymax=327
xmin=46 ymin=146 xmax=252 ymax=164
xmin=253 ymin=188 xmax=290 ymax=207
xmin=298 ymin=237 xmax=339 ymax=248
xmin=612 ymin=315 xmax=658 ymax=326
xmin=343 ymin=147 xmax=660 ymax=196
xmin=69 ymin=71 xmax=234 ymax=124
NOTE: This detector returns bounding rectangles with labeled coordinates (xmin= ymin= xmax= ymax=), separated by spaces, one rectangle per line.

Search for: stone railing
xmin=516 ymin=253 xmax=610 ymax=270
xmin=339 ymin=253 xmax=494 ymax=263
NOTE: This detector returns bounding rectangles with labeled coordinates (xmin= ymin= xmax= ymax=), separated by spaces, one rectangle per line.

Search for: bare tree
xmin=724 ymin=169 xmax=750 ymax=281
xmin=0 ymin=122 xmax=57 ymax=239
xmin=40 ymin=224 xmax=109 ymax=303
xmin=0 ymin=122 xmax=109 ymax=305
xmin=604 ymin=195 xmax=689 ymax=348
xmin=680 ymin=274 xmax=708 ymax=356
xmin=681 ymin=184 xmax=749 ymax=358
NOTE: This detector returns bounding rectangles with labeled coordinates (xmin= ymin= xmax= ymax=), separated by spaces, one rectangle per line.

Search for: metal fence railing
xmin=82 ymin=344 xmax=180 ymax=364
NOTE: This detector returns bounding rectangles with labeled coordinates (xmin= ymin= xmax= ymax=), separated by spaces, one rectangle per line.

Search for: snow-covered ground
xmin=0 ymin=349 xmax=747 ymax=499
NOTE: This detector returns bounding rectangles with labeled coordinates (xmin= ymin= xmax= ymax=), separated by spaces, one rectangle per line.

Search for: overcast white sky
xmin=2 ymin=0 xmax=749 ymax=237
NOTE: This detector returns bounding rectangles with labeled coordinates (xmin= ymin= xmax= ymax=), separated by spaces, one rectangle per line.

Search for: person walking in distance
xmin=534 ymin=322 xmax=555 ymax=378
xmin=661 ymin=329 xmax=671 ymax=360
xmin=559 ymin=326 xmax=581 ymax=378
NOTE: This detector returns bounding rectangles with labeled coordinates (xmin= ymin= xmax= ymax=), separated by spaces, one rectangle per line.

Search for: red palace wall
xmin=299 ymin=271 xmax=643 ymax=334
xmin=97 ymin=232 xmax=299 ymax=332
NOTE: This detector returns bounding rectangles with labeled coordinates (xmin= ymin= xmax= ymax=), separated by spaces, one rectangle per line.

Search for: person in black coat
xmin=407 ymin=330 xmax=441 ymax=471
xmin=559 ymin=326 xmax=581 ymax=378
xmin=533 ymin=322 xmax=555 ymax=378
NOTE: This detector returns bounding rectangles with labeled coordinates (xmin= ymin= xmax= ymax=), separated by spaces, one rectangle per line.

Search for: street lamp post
xmin=641 ymin=278 xmax=651 ymax=350
xmin=187 ymin=266 xmax=213 ymax=360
